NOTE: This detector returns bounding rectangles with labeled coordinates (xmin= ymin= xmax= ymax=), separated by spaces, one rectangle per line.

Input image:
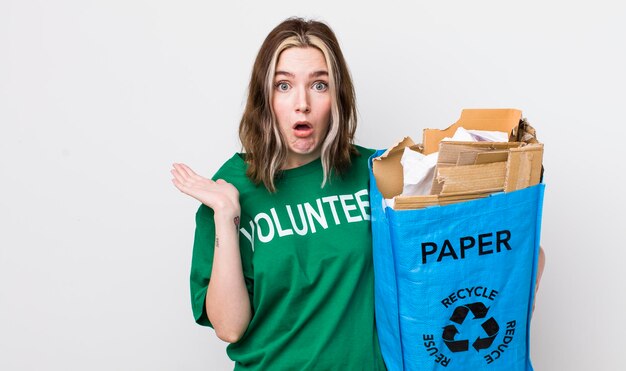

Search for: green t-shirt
xmin=190 ymin=145 xmax=386 ymax=370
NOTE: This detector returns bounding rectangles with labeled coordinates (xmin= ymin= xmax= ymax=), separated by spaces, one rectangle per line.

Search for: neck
xmin=283 ymin=153 xmax=321 ymax=170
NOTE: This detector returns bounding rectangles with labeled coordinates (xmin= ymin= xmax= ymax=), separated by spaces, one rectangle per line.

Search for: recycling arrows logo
xmin=442 ymin=302 xmax=499 ymax=352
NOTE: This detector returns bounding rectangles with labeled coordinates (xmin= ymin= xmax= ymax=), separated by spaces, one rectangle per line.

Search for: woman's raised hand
xmin=171 ymin=163 xmax=240 ymax=218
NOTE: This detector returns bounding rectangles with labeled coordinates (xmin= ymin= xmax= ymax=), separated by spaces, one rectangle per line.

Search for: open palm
xmin=170 ymin=163 xmax=240 ymax=215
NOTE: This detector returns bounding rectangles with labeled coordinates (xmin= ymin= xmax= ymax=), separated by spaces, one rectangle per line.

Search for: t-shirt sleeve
xmin=189 ymin=204 xmax=255 ymax=328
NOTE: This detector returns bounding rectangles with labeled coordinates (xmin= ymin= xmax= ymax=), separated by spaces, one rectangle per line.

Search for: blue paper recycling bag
xmin=369 ymin=151 xmax=544 ymax=371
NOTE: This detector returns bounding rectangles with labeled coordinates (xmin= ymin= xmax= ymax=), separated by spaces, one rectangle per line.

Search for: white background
xmin=1 ymin=1 xmax=624 ymax=370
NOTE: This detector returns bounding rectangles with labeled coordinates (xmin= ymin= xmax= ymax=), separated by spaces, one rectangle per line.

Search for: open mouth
xmin=293 ymin=121 xmax=312 ymax=130
xmin=293 ymin=121 xmax=313 ymax=137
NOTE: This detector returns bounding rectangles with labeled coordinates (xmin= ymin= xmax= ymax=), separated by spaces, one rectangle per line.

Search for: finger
xmin=215 ymin=179 xmax=226 ymax=184
xmin=171 ymin=163 xmax=190 ymax=182
xmin=178 ymin=163 xmax=198 ymax=178
xmin=171 ymin=177 xmax=186 ymax=192
xmin=171 ymin=169 xmax=186 ymax=185
xmin=173 ymin=163 xmax=194 ymax=180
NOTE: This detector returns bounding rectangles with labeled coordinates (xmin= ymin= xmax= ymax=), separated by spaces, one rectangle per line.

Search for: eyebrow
xmin=274 ymin=70 xmax=329 ymax=78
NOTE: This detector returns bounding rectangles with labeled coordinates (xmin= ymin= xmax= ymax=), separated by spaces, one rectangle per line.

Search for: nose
xmin=295 ymin=87 xmax=310 ymax=113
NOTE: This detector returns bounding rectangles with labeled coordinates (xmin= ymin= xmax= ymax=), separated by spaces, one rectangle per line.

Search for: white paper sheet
xmin=400 ymin=147 xmax=439 ymax=196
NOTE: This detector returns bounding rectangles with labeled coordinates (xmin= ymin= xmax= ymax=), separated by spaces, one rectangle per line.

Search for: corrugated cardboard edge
xmin=422 ymin=109 xmax=523 ymax=155
xmin=513 ymin=118 xmax=539 ymax=144
xmin=393 ymin=192 xmax=492 ymax=210
xmin=504 ymin=143 xmax=544 ymax=192
xmin=372 ymin=137 xmax=416 ymax=199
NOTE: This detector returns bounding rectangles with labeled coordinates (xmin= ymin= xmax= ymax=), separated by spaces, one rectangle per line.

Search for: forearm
xmin=206 ymin=212 xmax=252 ymax=343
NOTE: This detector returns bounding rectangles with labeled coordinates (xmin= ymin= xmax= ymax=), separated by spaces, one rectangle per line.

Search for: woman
xmin=171 ymin=17 xmax=546 ymax=370
xmin=171 ymin=18 xmax=387 ymax=370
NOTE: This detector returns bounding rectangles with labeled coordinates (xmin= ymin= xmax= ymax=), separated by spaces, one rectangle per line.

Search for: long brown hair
xmin=238 ymin=17 xmax=358 ymax=193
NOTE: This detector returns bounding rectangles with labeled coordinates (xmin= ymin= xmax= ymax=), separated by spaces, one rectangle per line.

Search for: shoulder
xmin=211 ymin=153 xmax=265 ymax=195
xmin=353 ymin=144 xmax=376 ymax=158
xmin=211 ymin=153 xmax=247 ymax=182
xmin=331 ymin=144 xmax=374 ymax=183
xmin=350 ymin=144 xmax=376 ymax=169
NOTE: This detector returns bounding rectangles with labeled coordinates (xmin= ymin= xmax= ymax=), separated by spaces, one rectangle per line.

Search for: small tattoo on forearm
xmin=215 ymin=236 xmax=219 ymax=248
xmin=234 ymin=216 xmax=240 ymax=228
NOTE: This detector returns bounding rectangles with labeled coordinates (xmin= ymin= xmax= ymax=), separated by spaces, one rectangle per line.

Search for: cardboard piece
xmin=474 ymin=151 xmax=509 ymax=164
xmin=372 ymin=109 xmax=543 ymax=209
xmin=372 ymin=137 xmax=417 ymax=199
xmin=504 ymin=143 xmax=544 ymax=192
xmin=430 ymin=141 xmax=523 ymax=195
xmin=393 ymin=192 xmax=492 ymax=210
xmin=423 ymin=109 xmax=522 ymax=155
xmin=438 ymin=161 xmax=507 ymax=195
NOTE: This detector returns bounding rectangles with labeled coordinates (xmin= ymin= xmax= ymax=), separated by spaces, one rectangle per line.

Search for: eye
xmin=275 ymin=82 xmax=290 ymax=92
xmin=313 ymin=81 xmax=328 ymax=92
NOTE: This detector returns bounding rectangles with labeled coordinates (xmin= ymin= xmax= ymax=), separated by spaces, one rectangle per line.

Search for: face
xmin=272 ymin=47 xmax=332 ymax=169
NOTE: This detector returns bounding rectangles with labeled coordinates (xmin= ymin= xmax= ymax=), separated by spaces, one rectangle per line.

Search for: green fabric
xmin=190 ymin=145 xmax=386 ymax=370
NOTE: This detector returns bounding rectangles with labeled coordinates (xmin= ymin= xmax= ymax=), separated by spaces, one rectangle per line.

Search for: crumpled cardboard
xmin=373 ymin=109 xmax=543 ymax=209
